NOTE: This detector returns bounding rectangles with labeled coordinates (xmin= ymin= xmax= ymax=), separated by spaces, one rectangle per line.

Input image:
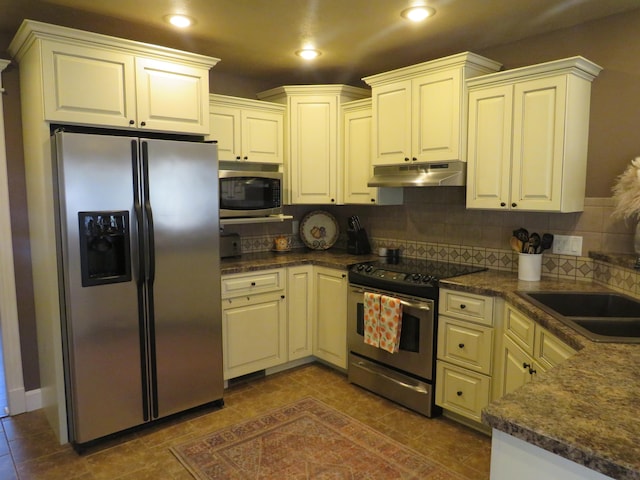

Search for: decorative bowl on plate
xmin=299 ymin=210 xmax=339 ymax=250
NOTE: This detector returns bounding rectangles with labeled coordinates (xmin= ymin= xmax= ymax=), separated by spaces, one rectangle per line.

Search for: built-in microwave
xmin=219 ymin=169 xmax=283 ymax=218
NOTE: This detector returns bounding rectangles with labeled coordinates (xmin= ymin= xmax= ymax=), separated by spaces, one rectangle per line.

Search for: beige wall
xmin=4 ymin=9 xmax=640 ymax=390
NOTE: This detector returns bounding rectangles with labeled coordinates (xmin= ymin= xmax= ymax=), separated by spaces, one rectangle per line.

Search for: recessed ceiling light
xmin=401 ymin=5 xmax=436 ymax=22
xmin=296 ymin=48 xmax=321 ymax=60
xmin=165 ymin=14 xmax=195 ymax=28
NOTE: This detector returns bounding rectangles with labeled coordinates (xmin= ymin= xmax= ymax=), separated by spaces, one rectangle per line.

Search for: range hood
xmin=368 ymin=162 xmax=466 ymax=187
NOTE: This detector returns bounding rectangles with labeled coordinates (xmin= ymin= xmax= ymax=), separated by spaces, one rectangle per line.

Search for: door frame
xmin=0 ymin=60 xmax=27 ymax=415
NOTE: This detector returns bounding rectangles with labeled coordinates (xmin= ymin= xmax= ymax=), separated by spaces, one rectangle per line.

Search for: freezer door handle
xmin=141 ymin=142 xmax=156 ymax=285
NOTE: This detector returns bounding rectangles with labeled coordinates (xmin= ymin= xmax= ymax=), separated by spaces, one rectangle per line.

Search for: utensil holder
xmin=518 ymin=253 xmax=542 ymax=281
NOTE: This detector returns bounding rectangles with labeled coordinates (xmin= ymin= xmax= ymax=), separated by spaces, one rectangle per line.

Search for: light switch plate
xmin=552 ymin=235 xmax=583 ymax=256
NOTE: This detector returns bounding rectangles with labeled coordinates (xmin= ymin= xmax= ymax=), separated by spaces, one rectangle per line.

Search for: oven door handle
xmin=399 ymin=300 xmax=431 ymax=311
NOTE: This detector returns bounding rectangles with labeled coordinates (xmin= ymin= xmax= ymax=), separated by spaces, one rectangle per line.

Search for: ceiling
xmin=2 ymin=0 xmax=640 ymax=88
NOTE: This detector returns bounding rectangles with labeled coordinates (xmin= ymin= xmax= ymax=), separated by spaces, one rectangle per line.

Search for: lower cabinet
xmin=495 ymin=303 xmax=576 ymax=397
xmin=313 ymin=266 xmax=348 ymax=369
xmin=221 ymin=265 xmax=348 ymax=380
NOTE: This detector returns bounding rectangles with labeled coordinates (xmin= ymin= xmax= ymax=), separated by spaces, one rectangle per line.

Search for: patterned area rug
xmin=171 ymin=397 xmax=466 ymax=479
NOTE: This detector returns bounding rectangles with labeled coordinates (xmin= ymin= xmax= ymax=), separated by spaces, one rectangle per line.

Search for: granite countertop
xmin=221 ymin=251 xmax=640 ymax=479
xmin=441 ymin=270 xmax=640 ymax=480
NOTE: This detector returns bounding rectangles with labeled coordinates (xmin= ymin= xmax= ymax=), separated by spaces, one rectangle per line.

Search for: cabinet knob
xmin=529 ymin=368 xmax=537 ymax=376
xmin=404 ymin=157 xmax=410 ymax=162
xmin=331 ymin=198 xmax=335 ymax=203
xmin=342 ymin=274 xmax=346 ymax=278
xmin=250 ymin=282 xmax=256 ymax=286
xmin=500 ymin=202 xmax=506 ymax=207
xmin=456 ymin=391 xmax=463 ymax=397
xmin=140 ymin=121 xmax=146 ymax=127
xmin=281 ymin=295 xmax=285 ymax=299
xmin=522 ymin=362 xmax=531 ymax=369
xmin=243 ymin=156 xmax=248 ymax=160
xmin=511 ymin=202 xmax=517 ymax=208
xmin=458 ymin=343 xmax=465 ymax=349
xmin=129 ymin=120 xmax=135 ymax=125
xmin=459 ymin=304 xmax=466 ymax=309
xmin=236 ymin=156 xmax=241 ymax=160
xmin=370 ymin=199 xmax=375 ymax=203
xmin=412 ymin=157 xmax=417 ymax=162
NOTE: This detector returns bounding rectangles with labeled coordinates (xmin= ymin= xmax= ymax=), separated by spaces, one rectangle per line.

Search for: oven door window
xmin=356 ymin=301 xmax=419 ymax=353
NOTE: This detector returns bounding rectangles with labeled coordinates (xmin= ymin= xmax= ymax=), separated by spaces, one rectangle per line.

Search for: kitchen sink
xmin=517 ymin=291 xmax=640 ymax=343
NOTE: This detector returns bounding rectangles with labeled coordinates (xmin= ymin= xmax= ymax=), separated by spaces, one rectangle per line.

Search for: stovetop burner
xmin=348 ymin=258 xmax=487 ymax=297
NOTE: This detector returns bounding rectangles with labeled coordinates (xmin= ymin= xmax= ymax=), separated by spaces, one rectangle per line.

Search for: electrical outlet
xmin=552 ymin=235 xmax=583 ymax=256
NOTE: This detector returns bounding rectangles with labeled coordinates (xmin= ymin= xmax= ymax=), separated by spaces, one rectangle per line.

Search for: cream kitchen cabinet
xmin=257 ymin=85 xmax=369 ymax=204
xmin=466 ymin=56 xmax=602 ymax=212
xmin=312 ymin=266 xmax=348 ymax=369
xmin=341 ymin=99 xmax=403 ymax=205
xmin=209 ymin=94 xmax=284 ymax=164
xmin=436 ymin=289 xmax=496 ymax=423
xmin=221 ymin=269 xmax=287 ymax=380
xmin=495 ymin=303 xmax=576 ymax=397
xmin=363 ymin=53 xmax=501 ymax=167
xmin=9 ymin=21 xmax=217 ymax=135
xmin=287 ymin=265 xmax=314 ymax=360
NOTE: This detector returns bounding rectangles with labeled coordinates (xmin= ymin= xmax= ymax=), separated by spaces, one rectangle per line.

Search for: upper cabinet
xmin=466 ymin=57 xmax=602 ymax=212
xmin=9 ymin=20 xmax=218 ymax=135
xmin=209 ymin=94 xmax=284 ymax=164
xmin=341 ymin=99 xmax=402 ymax=205
xmin=258 ymin=85 xmax=369 ymax=205
xmin=363 ymin=52 xmax=501 ymax=167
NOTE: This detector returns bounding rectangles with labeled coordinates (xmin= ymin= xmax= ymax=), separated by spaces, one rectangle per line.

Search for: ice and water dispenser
xmin=78 ymin=211 xmax=131 ymax=287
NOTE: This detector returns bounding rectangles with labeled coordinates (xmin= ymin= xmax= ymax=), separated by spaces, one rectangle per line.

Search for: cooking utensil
xmin=541 ymin=233 xmax=554 ymax=251
xmin=510 ymin=236 xmax=522 ymax=253
xmin=529 ymin=232 xmax=541 ymax=253
xmin=513 ymin=228 xmax=529 ymax=243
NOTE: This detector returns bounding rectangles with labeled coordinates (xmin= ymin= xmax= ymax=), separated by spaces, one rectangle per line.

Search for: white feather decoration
xmin=612 ymin=157 xmax=640 ymax=222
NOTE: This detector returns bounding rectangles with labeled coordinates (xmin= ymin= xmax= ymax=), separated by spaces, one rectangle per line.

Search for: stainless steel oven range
xmin=347 ymin=259 xmax=486 ymax=417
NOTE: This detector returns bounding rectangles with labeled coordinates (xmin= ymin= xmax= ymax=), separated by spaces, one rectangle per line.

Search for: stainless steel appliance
xmin=347 ymin=258 xmax=486 ymax=417
xmin=52 ymin=130 xmax=223 ymax=446
xmin=219 ymin=168 xmax=283 ymax=218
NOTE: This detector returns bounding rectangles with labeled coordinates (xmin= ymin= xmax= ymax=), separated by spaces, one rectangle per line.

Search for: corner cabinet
xmin=257 ymin=85 xmax=369 ymax=205
xmin=209 ymin=94 xmax=284 ymax=164
xmin=495 ymin=303 xmax=576 ymax=397
xmin=9 ymin=20 xmax=218 ymax=135
xmin=466 ymin=57 xmax=602 ymax=212
xmin=363 ymin=52 xmax=501 ymax=167
xmin=342 ymin=99 xmax=403 ymax=205
xmin=312 ymin=266 xmax=348 ymax=369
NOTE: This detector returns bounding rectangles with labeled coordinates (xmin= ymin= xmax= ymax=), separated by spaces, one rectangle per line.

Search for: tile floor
xmin=0 ymin=363 xmax=491 ymax=479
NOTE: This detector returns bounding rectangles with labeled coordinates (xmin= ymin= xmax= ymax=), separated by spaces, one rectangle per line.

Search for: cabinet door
xmin=209 ymin=104 xmax=241 ymax=161
xmin=289 ymin=96 xmax=338 ymax=203
xmin=343 ymin=105 xmax=375 ymax=204
xmin=241 ymin=109 xmax=283 ymax=164
xmin=497 ymin=334 xmax=533 ymax=397
xmin=41 ymin=41 xmax=136 ymax=128
xmin=511 ymin=76 xmax=567 ymax=211
xmin=313 ymin=267 xmax=347 ymax=368
xmin=287 ymin=265 xmax=313 ymax=360
xmin=466 ymin=85 xmax=513 ymax=209
xmin=135 ymin=57 xmax=209 ymax=134
xmin=412 ymin=69 xmax=462 ymax=163
xmin=222 ymin=292 xmax=286 ymax=380
xmin=371 ymin=80 xmax=412 ymax=166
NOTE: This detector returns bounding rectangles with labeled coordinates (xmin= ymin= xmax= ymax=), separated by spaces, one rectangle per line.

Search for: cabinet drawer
xmin=504 ymin=304 xmax=535 ymax=355
xmin=437 ymin=317 xmax=493 ymax=374
xmin=534 ymin=327 xmax=576 ymax=370
xmin=440 ymin=289 xmax=494 ymax=326
xmin=221 ymin=269 xmax=284 ymax=298
xmin=435 ymin=361 xmax=491 ymax=422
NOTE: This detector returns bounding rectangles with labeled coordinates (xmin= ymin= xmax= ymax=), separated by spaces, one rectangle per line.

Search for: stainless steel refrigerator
xmin=52 ymin=130 xmax=223 ymax=445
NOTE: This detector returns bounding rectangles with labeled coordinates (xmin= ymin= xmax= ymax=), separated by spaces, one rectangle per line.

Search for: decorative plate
xmin=299 ymin=210 xmax=339 ymax=250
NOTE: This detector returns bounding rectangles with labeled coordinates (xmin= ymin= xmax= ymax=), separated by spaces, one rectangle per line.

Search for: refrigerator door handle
xmin=141 ymin=140 xmax=159 ymax=419
xmin=132 ymin=141 xmax=145 ymax=286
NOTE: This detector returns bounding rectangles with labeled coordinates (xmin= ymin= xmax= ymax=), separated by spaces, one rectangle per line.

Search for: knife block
xmin=347 ymin=228 xmax=371 ymax=255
